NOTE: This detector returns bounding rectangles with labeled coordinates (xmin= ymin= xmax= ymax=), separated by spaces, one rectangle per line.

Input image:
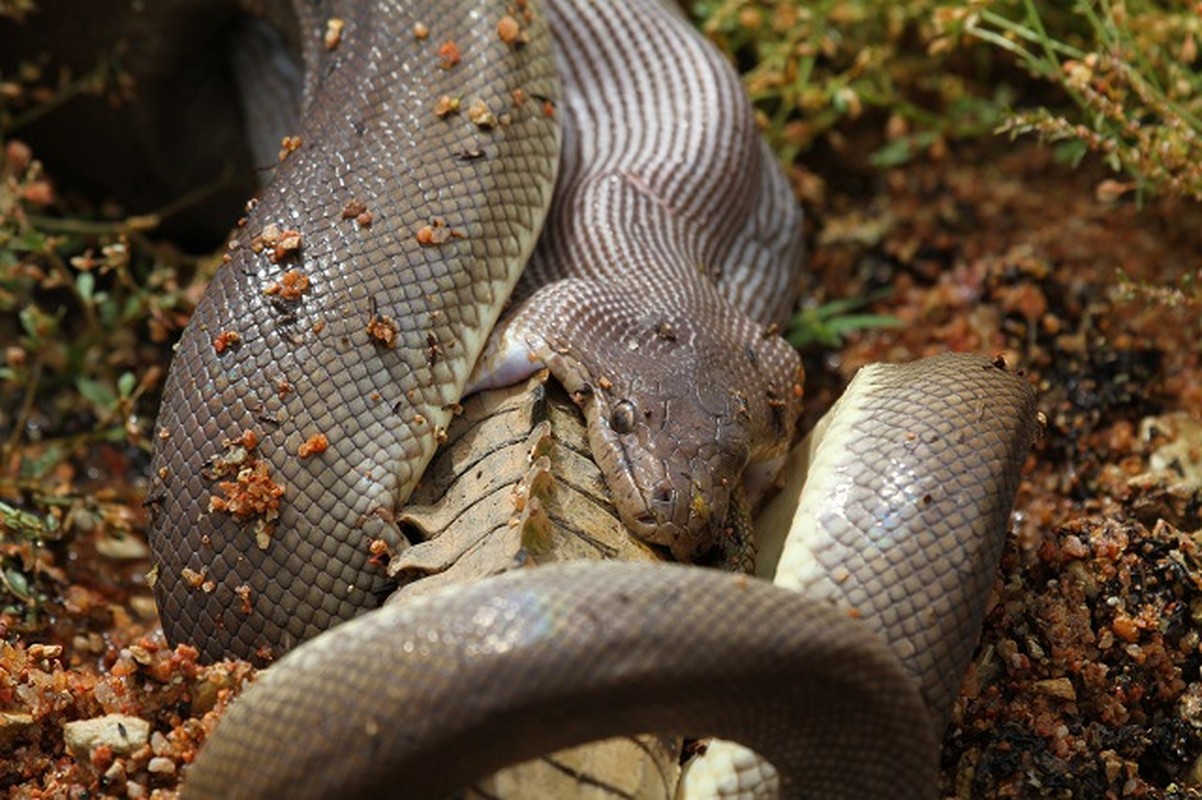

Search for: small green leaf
xmin=824 ymin=313 xmax=903 ymax=337
xmin=3 ymin=567 xmax=32 ymax=601
xmin=17 ymin=444 xmax=68 ymax=481
xmin=0 ymin=500 xmax=52 ymax=540
xmin=98 ymin=296 xmax=116 ymax=326
xmin=787 ymin=290 xmax=901 ymax=351
xmin=812 ymin=295 xmax=875 ymax=319
xmin=13 ymin=229 xmax=48 ymax=253
xmin=869 ymin=131 xmax=939 ymax=168
xmin=76 ymin=376 xmax=116 ymax=410
xmin=76 ymin=270 xmax=95 ymax=302
xmin=18 ymin=305 xmax=56 ymax=343
xmin=1052 ymin=138 xmax=1089 ymax=167
xmin=117 ymin=371 xmax=136 ymax=398
xmin=120 ymin=294 xmax=143 ymax=323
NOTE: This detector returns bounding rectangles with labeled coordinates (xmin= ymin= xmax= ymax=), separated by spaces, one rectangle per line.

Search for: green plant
xmin=1 ymin=39 xmax=205 ymax=483
xmin=950 ymin=0 xmax=1202 ymax=203
xmin=692 ymin=1 xmax=1201 ymax=203
xmin=690 ymin=0 xmax=1016 ymax=176
xmin=1 ymin=143 xmax=203 ymax=471
xmin=786 ymin=290 xmax=902 ymax=349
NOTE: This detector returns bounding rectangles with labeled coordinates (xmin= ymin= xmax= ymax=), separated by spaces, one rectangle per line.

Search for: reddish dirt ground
xmin=3 ymin=137 xmax=1202 ymax=798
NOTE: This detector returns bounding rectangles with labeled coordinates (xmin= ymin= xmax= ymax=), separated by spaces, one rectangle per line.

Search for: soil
xmin=3 ymin=131 xmax=1202 ymax=798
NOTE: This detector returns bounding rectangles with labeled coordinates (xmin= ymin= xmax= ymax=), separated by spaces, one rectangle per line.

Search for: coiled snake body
xmin=142 ymin=0 xmax=1040 ymax=797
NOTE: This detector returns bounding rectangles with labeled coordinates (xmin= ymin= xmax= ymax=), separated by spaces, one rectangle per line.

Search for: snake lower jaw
xmin=621 ymin=507 xmax=724 ymax=563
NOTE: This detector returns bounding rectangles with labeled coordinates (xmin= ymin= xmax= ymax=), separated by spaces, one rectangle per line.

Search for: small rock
xmin=1032 ymin=677 xmax=1077 ymax=701
xmin=147 ymin=757 xmax=176 ymax=775
xmin=1187 ymin=751 xmax=1202 ymax=788
xmin=103 ymin=759 xmax=127 ymax=784
xmin=95 ymin=532 xmax=150 ymax=560
xmin=27 ymin=643 xmax=62 ymax=661
xmin=0 ymin=712 xmax=34 ymax=746
xmin=129 ymin=595 xmax=159 ymax=622
xmin=63 ymin=714 xmax=150 ymax=761
xmin=1144 ymin=414 xmax=1202 ymax=489
xmin=150 ymin=729 xmax=170 ymax=756
xmin=1179 ymin=683 xmax=1202 ymax=727
xmin=1101 ymin=749 xmax=1126 ymax=785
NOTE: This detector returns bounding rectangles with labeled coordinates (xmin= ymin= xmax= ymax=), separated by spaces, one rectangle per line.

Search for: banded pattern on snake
xmin=477 ymin=0 xmax=805 ymax=559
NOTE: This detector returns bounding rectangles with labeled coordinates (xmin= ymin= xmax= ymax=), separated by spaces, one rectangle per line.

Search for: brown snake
xmin=120 ymin=0 xmax=1042 ymax=796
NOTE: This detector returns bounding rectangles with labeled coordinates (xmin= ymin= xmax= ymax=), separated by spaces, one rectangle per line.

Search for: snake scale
xmin=131 ymin=0 xmax=1041 ymax=797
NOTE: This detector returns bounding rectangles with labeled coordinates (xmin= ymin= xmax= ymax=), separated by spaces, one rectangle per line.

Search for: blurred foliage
xmin=0 ymin=40 xmax=206 ymax=491
xmin=0 ymin=133 xmax=201 ymax=475
xmin=690 ymin=0 xmax=1202 ymax=343
xmin=958 ymin=0 xmax=1202 ymax=203
xmin=0 ymin=0 xmax=35 ymax=21
xmin=0 ymin=29 xmax=201 ymax=634
xmin=692 ymin=0 xmax=1202 ymax=202
xmin=0 ymin=498 xmax=59 ymax=629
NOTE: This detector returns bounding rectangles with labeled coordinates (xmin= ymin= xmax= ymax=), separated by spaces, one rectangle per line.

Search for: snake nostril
xmin=652 ymin=483 xmax=674 ymax=506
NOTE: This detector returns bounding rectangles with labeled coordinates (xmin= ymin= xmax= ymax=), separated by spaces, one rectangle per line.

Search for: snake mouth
xmin=604 ymin=454 xmax=678 ymax=541
xmin=617 ymin=466 xmax=728 ymax=562
xmin=586 ymin=419 xmax=701 ymax=557
xmin=627 ymin=480 xmax=678 ymax=536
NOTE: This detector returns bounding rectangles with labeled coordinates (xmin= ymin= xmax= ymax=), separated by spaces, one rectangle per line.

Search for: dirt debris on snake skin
xmin=92 ymin=0 xmax=1046 ymax=797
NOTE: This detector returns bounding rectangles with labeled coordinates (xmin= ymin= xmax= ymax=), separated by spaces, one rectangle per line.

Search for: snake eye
xmin=609 ymin=400 xmax=637 ymax=434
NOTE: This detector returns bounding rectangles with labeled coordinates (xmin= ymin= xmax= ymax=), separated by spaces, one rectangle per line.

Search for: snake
xmin=136 ymin=0 xmax=1041 ymax=797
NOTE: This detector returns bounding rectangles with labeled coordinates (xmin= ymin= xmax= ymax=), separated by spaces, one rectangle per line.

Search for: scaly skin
xmin=146 ymin=0 xmax=560 ymax=662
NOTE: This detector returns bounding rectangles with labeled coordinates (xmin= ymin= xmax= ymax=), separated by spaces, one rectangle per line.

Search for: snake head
xmin=500 ymin=280 xmax=804 ymax=563
xmin=582 ymin=379 xmax=753 ymax=561
xmin=549 ymin=311 xmax=801 ymax=563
